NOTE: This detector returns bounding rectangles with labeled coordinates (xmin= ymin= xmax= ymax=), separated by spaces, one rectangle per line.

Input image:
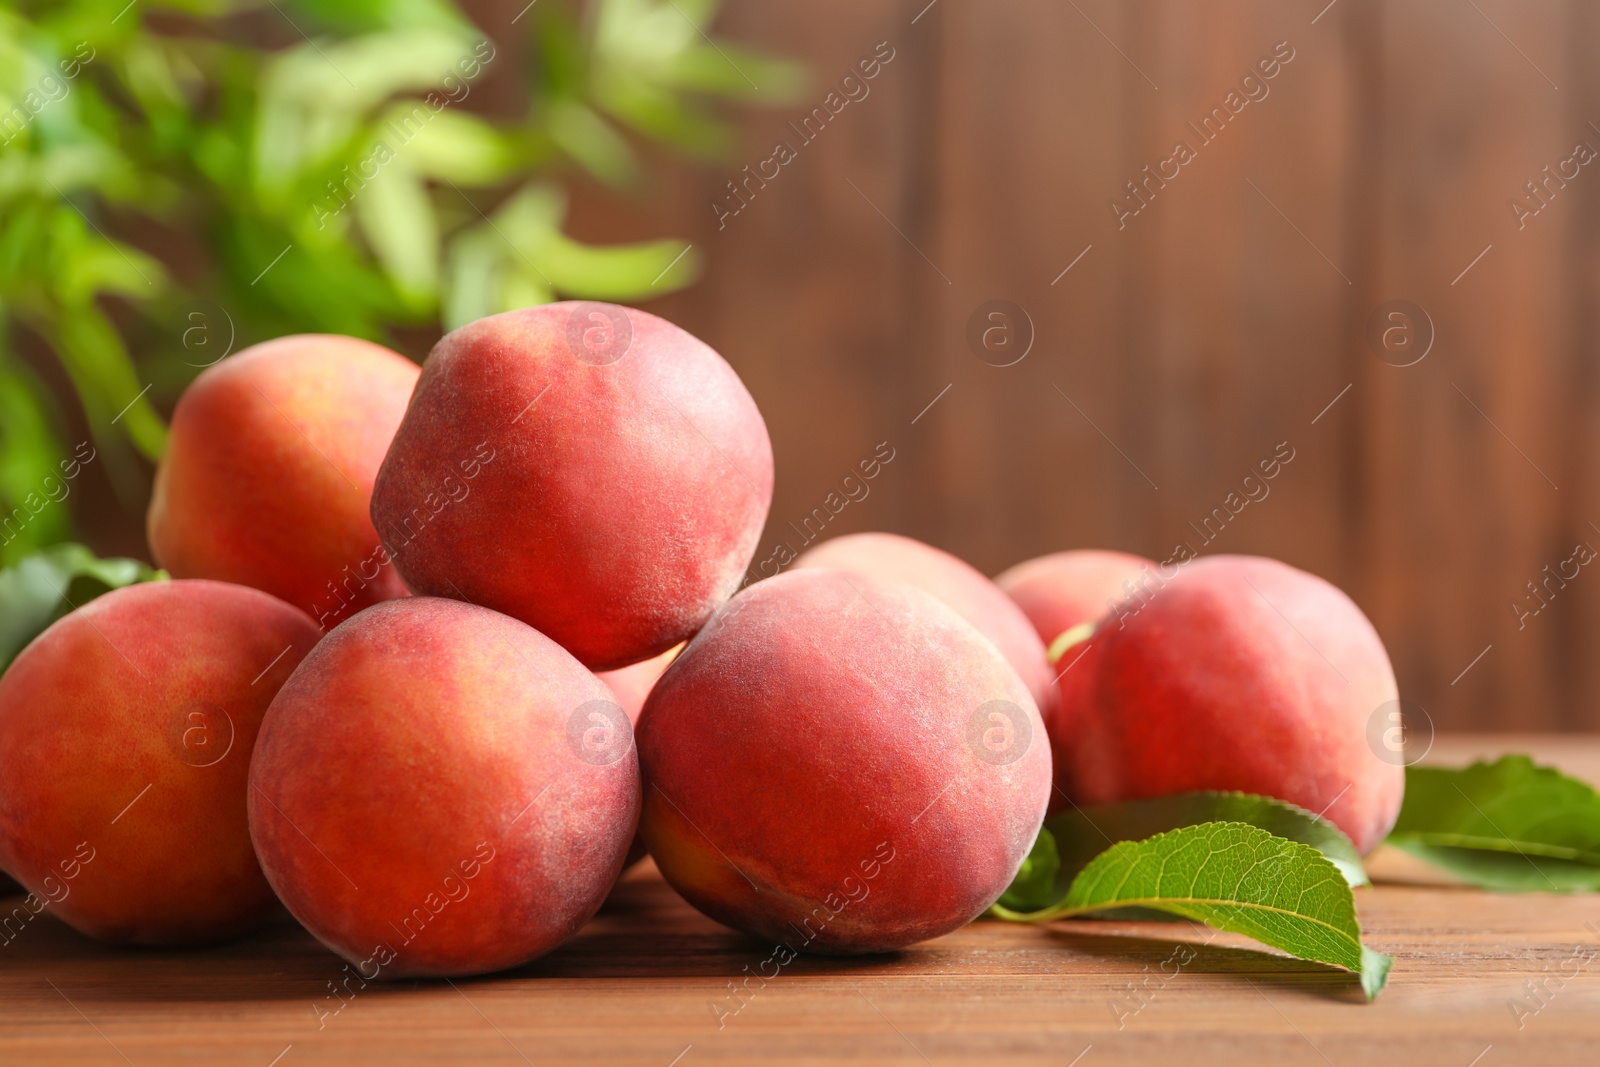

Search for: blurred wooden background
xmin=637 ymin=0 xmax=1600 ymax=736
xmin=66 ymin=0 xmax=1600 ymax=733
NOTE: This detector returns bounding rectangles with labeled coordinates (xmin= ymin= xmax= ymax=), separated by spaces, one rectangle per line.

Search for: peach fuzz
xmin=637 ymin=568 xmax=1050 ymax=954
xmin=996 ymin=548 xmax=1154 ymax=650
xmin=148 ymin=334 xmax=419 ymax=628
xmin=794 ymin=532 xmax=1058 ymax=729
xmin=370 ymin=302 xmax=773 ymax=671
xmin=1052 ymin=554 xmax=1404 ymax=855
xmin=248 ymin=597 xmax=640 ymax=978
xmin=0 ymin=580 xmax=319 ymax=945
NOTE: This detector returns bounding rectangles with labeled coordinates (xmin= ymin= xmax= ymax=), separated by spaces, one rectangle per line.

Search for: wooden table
xmin=4 ymin=736 xmax=1599 ymax=1066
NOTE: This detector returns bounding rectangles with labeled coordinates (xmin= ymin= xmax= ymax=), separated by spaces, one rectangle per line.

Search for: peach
xmin=637 ymin=568 xmax=1050 ymax=954
xmin=0 ymin=580 xmax=319 ymax=945
xmin=596 ymin=643 xmax=682 ymax=723
xmin=794 ymin=532 xmax=1058 ymax=728
xmin=1052 ymin=554 xmax=1404 ymax=854
xmin=248 ymin=597 xmax=640 ymax=978
xmin=370 ymin=303 xmax=773 ymax=671
xmin=149 ymin=335 xmax=420 ymax=629
xmin=996 ymin=549 xmax=1154 ymax=650
xmin=596 ymin=643 xmax=681 ymax=871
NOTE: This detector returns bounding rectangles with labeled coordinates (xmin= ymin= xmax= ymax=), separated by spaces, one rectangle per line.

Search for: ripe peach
xmin=149 ymin=335 xmax=420 ymax=628
xmin=248 ymin=597 xmax=640 ymax=978
xmin=1053 ymin=554 xmax=1403 ymax=854
xmin=794 ymin=532 xmax=1058 ymax=728
xmin=996 ymin=549 xmax=1154 ymax=649
xmin=0 ymin=580 xmax=319 ymax=945
xmin=637 ymin=568 xmax=1050 ymax=954
xmin=370 ymin=303 xmax=773 ymax=671
xmin=994 ymin=549 xmax=1154 ymax=815
xmin=596 ymin=643 xmax=682 ymax=723
xmin=596 ymin=643 xmax=681 ymax=871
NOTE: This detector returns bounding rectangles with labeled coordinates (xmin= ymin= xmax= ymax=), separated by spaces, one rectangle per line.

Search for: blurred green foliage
xmin=0 ymin=0 xmax=801 ymax=563
xmin=0 ymin=542 xmax=165 ymax=671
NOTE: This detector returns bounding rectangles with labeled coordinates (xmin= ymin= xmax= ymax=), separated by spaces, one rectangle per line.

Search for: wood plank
xmin=1562 ymin=0 xmax=1600 ymax=734
xmin=1103 ymin=0 xmax=1353 ymax=579
xmin=918 ymin=0 xmax=1148 ymax=564
xmin=1353 ymin=0 xmax=1577 ymax=732
xmin=3 ymin=734 xmax=1598 ymax=1065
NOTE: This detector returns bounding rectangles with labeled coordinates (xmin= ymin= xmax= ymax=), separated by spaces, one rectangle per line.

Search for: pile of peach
xmin=0 ymin=303 xmax=1401 ymax=976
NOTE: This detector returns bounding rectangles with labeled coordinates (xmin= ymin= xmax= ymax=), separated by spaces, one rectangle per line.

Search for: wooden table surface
xmin=4 ymin=735 xmax=1599 ymax=1067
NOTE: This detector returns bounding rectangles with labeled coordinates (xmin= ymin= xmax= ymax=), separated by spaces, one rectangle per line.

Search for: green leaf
xmin=219 ymin=219 xmax=406 ymax=340
xmin=253 ymin=30 xmax=481 ymax=199
xmin=0 ymin=346 xmax=71 ymax=563
xmin=663 ymin=43 xmax=807 ymax=101
xmin=488 ymin=184 xmax=700 ymax=301
xmin=497 ymin=268 xmax=554 ymax=315
xmin=1386 ymin=756 xmax=1600 ymax=892
xmin=50 ymin=303 xmax=168 ymax=462
xmin=546 ymin=99 xmax=640 ymax=188
xmin=0 ymin=543 xmax=165 ymax=673
xmin=355 ymin=158 xmax=438 ymax=309
xmin=531 ymin=5 xmax=588 ymax=98
xmin=58 ymin=235 xmax=165 ymax=303
xmin=995 ymin=822 xmax=1392 ymax=1000
xmin=591 ymin=76 xmax=730 ymax=158
xmin=443 ymin=224 xmax=507 ymax=330
xmin=293 ymin=0 xmax=475 ymax=36
xmin=396 ymin=109 xmax=520 ymax=186
xmin=1031 ymin=791 xmax=1370 ymax=898
xmin=535 ymin=232 xmax=698 ymax=299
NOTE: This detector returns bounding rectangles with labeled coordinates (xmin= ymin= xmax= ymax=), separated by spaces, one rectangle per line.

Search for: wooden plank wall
xmin=620 ymin=0 xmax=1600 ymax=732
